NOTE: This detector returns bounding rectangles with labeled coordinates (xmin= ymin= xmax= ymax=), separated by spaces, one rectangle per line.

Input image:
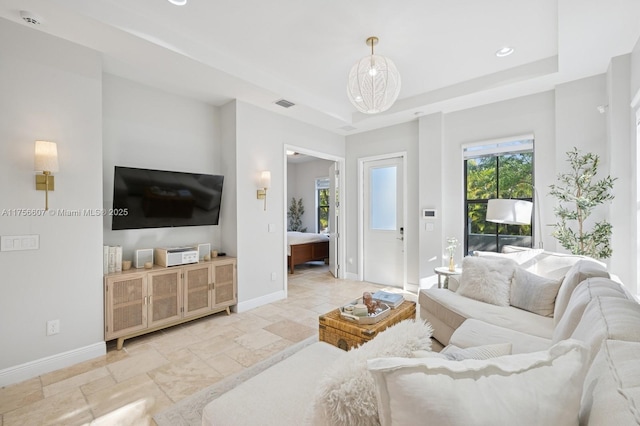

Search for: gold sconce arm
xmin=35 ymin=171 xmax=55 ymax=211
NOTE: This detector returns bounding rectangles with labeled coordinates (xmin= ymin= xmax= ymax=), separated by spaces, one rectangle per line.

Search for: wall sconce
xmin=257 ymin=170 xmax=271 ymax=211
xmin=34 ymin=140 xmax=59 ymax=211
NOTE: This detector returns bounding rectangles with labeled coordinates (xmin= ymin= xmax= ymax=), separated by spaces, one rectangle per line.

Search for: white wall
xmin=632 ymin=37 xmax=640 ymax=97
xmin=0 ymin=20 xmax=104 ymax=382
xmin=418 ymin=113 xmax=445 ymax=287
xmin=555 ymin=75 xmax=610 ymax=252
xmin=220 ymin=101 xmax=238 ymax=258
xmin=102 ymin=74 xmax=223 ymax=260
xmin=607 ymin=55 xmax=634 ymax=290
xmin=441 ymin=91 xmax=557 ymax=257
xmin=631 ymin=37 xmax=640 ymax=295
xmin=231 ymin=101 xmax=344 ymax=307
xmin=345 ymin=121 xmax=420 ymax=285
xmin=287 ymin=158 xmax=334 ymax=233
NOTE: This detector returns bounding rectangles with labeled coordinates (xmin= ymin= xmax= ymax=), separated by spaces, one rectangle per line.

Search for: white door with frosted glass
xmin=363 ymin=157 xmax=404 ymax=286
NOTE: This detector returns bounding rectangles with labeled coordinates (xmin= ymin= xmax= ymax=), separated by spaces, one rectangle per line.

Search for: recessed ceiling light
xmin=495 ymin=46 xmax=515 ymax=57
xmin=168 ymin=0 xmax=187 ymax=5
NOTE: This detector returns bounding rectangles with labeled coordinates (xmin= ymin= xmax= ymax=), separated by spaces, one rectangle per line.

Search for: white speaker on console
xmin=198 ymin=243 xmax=211 ymax=260
xmin=134 ymin=248 xmax=154 ymax=269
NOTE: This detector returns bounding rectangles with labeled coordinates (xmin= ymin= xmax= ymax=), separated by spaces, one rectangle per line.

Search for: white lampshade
xmin=260 ymin=171 xmax=271 ymax=189
xmin=347 ymin=37 xmax=401 ymax=114
xmin=486 ymin=199 xmax=533 ymax=226
xmin=34 ymin=141 xmax=59 ymax=172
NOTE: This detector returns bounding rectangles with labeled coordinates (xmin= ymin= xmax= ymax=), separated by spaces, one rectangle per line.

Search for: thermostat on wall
xmin=422 ymin=209 xmax=437 ymax=219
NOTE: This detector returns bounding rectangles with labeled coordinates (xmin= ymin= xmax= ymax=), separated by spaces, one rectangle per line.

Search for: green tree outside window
xmin=465 ymin=151 xmax=533 ymax=253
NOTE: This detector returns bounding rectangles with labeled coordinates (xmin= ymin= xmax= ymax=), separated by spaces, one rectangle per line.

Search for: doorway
xmin=359 ymin=153 xmax=407 ymax=288
xmin=284 ymin=146 xmax=346 ymax=289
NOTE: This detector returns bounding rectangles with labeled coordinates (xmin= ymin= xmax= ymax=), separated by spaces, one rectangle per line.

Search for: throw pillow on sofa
xmin=457 ymin=256 xmax=517 ymax=306
xmin=412 ymin=342 xmax=512 ymax=360
xmin=510 ymin=267 xmax=562 ymax=317
xmin=367 ymin=339 xmax=590 ymax=426
xmin=309 ymin=319 xmax=433 ymax=426
xmin=440 ymin=342 xmax=513 ymax=360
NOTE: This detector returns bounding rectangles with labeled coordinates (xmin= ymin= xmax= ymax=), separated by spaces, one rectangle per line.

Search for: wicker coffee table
xmin=319 ymin=300 xmax=416 ymax=351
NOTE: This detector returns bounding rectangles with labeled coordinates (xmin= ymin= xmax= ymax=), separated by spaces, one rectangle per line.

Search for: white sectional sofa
xmin=422 ymin=248 xmax=602 ymax=347
xmin=202 ymin=247 xmax=640 ymax=425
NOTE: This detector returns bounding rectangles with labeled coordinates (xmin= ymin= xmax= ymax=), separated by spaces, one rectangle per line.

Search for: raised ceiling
xmin=1 ymin=0 xmax=639 ymax=134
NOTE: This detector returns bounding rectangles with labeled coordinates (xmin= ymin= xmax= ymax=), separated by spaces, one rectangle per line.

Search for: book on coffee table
xmin=372 ymin=291 xmax=404 ymax=308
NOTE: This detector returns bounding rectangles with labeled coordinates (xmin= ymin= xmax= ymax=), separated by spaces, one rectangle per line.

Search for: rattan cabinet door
xmin=105 ymin=272 xmax=148 ymax=340
xmin=213 ymin=259 xmax=237 ymax=308
xmin=183 ymin=263 xmax=212 ymax=318
xmin=147 ymin=269 xmax=182 ymax=328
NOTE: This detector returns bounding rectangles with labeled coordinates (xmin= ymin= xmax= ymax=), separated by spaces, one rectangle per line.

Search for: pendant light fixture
xmin=347 ymin=36 xmax=401 ymax=114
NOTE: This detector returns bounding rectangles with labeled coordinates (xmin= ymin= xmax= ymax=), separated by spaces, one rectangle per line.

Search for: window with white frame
xmin=316 ymin=177 xmax=330 ymax=233
xmin=463 ymin=136 xmax=535 ymax=254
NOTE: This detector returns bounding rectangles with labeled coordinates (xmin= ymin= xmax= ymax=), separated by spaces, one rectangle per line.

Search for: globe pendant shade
xmin=347 ymin=54 xmax=401 ymax=114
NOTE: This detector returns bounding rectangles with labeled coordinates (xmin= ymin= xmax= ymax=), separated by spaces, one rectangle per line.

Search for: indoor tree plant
xmin=548 ymin=147 xmax=616 ymax=259
xmin=288 ymin=197 xmax=307 ymax=232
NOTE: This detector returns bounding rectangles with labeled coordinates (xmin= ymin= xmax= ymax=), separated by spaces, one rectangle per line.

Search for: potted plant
xmin=548 ymin=147 xmax=616 ymax=259
xmin=288 ymin=197 xmax=307 ymax=232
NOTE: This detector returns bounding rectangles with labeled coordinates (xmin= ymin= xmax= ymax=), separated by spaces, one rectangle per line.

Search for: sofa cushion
xmin=501 ymin=246 xmax=604 ymax=280
xmin=510 ymin=267 xmax=562 ymax=317
xmin=474 ymin=248 xmax=544 ymax=268
xmin=580 ymin=340 xmax=640 ymax=425
xmin=367 ymin=339 xmax=590 ymax=426
xmin=554 ymin=260 xmax=609 ymax=324
xmin=552 ymin=278 xmax=628 ymax=343
xmin=571 ymin=297 xmax=640 ymax=364
xmin=419 ymin=288 xmax=554 ymax=340
xmin=311 ymin=319 xmax=433 ymax=426
xmin=449 ymin=318 xmax=551 ymax=354
xmin=457 ymin=256 xmax=517 ymax=306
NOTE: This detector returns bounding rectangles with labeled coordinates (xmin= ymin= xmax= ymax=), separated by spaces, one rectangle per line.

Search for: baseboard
xmin=345 ymin=272 xmax=359 ymax=281
xmin=0 ymin=341 xmax=106 ymax=387
xmin=237 ymin=290 xmax=286 ymax=312
xmin=404 ymin=282 xmax=419 ymax=294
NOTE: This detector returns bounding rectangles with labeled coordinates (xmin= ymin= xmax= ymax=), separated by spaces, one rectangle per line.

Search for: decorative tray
xmin=339 ymin=298 xmax=391 ymax=325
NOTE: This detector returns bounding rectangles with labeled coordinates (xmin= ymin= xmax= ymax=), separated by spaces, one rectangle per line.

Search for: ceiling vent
xmin=274 ymin=99 xmax=295 ymax=108
xmin=20 ymin=11 xmax=41 ymax=25
xmin=340 ymin=125 xmax=357 ymax=132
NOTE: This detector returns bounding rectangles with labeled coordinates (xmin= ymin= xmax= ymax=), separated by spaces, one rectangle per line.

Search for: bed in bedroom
xmin=287 ymin=231 xmax=330 ymax=274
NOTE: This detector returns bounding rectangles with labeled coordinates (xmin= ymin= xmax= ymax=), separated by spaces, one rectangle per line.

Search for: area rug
xmin=153 ymin=335 xmax=318 ymax=426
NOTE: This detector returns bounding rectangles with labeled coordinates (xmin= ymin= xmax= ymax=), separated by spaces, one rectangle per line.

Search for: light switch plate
xmin=1 ymin=235 xmax=40 ymax=251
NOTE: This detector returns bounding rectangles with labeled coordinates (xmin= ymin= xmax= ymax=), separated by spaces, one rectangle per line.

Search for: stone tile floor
xmin=0 ymin=262 xmax=424 ymax=425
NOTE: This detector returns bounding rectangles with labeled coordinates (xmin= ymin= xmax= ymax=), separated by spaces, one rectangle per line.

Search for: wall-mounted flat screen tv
xmin=111 ymin=166 xmax=224 ymax=230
